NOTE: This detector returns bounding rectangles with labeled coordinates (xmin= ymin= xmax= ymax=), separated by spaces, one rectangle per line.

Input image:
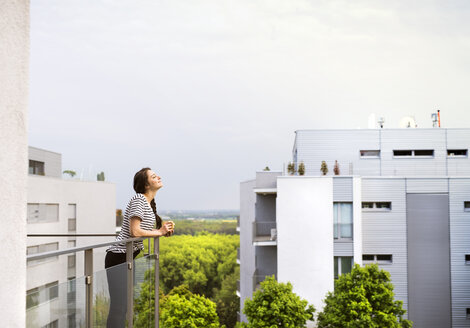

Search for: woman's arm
xmin=130 ymin=217 xmax=172 ymax=237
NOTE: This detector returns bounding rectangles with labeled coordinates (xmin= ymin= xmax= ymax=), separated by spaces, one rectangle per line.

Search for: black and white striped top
xmin=108 ymin=193 xmax=156 ymax=253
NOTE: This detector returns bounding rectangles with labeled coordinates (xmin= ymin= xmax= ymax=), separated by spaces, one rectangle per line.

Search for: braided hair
xmin=133 ymin=167 xmax=162 ymax=229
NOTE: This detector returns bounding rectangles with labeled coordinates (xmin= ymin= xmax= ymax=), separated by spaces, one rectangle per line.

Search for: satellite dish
xmin=399 ymin=116 xmax=417 ymax=128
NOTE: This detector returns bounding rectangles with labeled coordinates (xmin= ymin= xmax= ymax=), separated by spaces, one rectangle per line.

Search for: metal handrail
xmin=26 ymin=235 xmax=142 ymax=261
xmin=26 ymin=234 xmax=160 ymax=328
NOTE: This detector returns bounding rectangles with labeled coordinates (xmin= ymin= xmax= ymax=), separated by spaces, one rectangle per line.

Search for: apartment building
xmin=26 ymin=146 xmax=116 ymax=328
xmin=239 ymin=128 xmax=470 ymax=328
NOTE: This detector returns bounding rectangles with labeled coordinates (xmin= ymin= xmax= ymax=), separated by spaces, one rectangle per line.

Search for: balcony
xmin=26 ymin=234 xmax=161 ymax=328
xmin=237 ymin=248 xmax=240 ymax=264
xmin=236 ymin=216 xmax=240 ymax=232
xmin=252 ymin=221 xmax=277 ymax=246
xmin=236 ymin=280 xmax=240 ymax=297
xmin=252 ymin=271 xmax=277 ymax=291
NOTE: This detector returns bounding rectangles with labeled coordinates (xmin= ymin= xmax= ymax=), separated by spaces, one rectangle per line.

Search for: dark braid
xmin=151 ymin=199 xmax=162 ymax=229
xmin=134 ymin=167 xmax=162 ymax=229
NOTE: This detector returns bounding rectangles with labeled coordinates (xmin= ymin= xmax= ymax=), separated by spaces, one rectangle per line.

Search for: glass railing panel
xmin=26 ymin=275 xmax=86 ymax=328
xmin=133 ymin=254 xmax=156 ymax=328
xmin=93 ymin=262 xmax=113 ymax=328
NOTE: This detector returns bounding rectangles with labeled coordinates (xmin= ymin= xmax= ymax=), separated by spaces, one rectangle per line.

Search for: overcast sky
xmin=30 ymin=0 xmax=470 ymax=210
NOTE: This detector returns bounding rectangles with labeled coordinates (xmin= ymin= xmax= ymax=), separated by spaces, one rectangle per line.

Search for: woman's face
xmin=146 ymin=170 xmax=163 ymax=191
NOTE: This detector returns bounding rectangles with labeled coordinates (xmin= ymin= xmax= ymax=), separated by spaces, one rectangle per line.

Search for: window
xmin=393 ymin=150 xmax=434 ymax=157
xmin=414 ymin=149 xmax=434 ymax=156
xmin=363 ymin=254 xmax=393 ymax=264
xmin=26 ymin=281 xmax=59 ymax=309
xmin=393 ymin=150 xmax=412 ymax=157
xmin=334 ymin=203 xmax=353 ymax=240
xmin=466 ymin=255 xmax=470 ymax=265
xmin=465 ymin=202 xmax=470 ymax=212
xmin=29 ymin=160 xmax=45 ymax=175
xmin=68 ymin=218 xmax=76 ymax=232
xmin=27 ymin=203 xmax=59 ymax=223
xmin=334 ymin=257 xmax=353 ymax=279
xmin=466 ymin=308 xmax=470 ymax=320
xmin=448 ymin=149 xmax=468 ymax=157
xmin=360 ymin=150 xmax=380 ymax=158
xmin=362 ymin=202 xmax=392 ymax=211
xmin=27 ymin=242 xmax=59 ymax=265
xmin=67 ymin=278 xmax=76 ymax=304
xmin=68 ymin=255 xmax=76 ymax=269
xmin=68 ymin=204 xmax=77 ymax=232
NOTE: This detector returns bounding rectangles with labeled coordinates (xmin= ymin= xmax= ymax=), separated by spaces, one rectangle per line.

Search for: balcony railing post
xmin=84 ymin=248 xmax=93 ymax=328
xmin=154 ymin=237 xmax=160 ymax=328
xmin=126 ymin=241 xmax=134 ymax=328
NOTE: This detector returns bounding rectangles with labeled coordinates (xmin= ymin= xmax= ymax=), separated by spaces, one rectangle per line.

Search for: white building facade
xmin=26 ymin=147 xmax=116 ymax=328
xmin=239 ymin=128 xmax=470 ymax=328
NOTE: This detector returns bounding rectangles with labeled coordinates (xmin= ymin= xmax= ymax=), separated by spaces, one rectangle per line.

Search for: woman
xmin=105 ymin=167 xmax=174 ymax=328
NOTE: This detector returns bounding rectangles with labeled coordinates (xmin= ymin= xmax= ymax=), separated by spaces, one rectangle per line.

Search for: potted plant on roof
xmin=298 ymin=162 xmax=305 ymax=176
xmin=334 ymin=160 xmax=340 ymax=175
xmin=287 ymin=162 xmax=296 ymax=175
xmin=320 ymin=161 xmax=328 ymax=176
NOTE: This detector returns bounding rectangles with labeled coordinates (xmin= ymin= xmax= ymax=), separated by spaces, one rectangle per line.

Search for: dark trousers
xmin=105 ymin=250 xmax=140 ymax=328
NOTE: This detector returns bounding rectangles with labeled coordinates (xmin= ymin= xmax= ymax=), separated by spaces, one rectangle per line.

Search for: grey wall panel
xmin=334 ymin=241 xmax=354 ymax=256
xmin=28 ymin=146 xmax=62 ymax=178
xmin=449 ymin=179 xmax=470 ymax=328
xmin=380 ymin=129 xmax=447 ymax=176
xmin=240 ymin=179 xmax=257 ymax=322
xmin=361 ymin=178 xmax=408 ymax=312
xmin=333 ymin=177 xmax=353 ymax=201
xmin=447 ymin=129 xmax=470 ymax=176
xmin=294 ymin=128 xmax=470 ymax=178
xmin=295 ymin=129 xmax=381 ymax=176
xmin=406 ymin=178 xmax=449 ymax=193
xmin=407 ymin=193 xmax=451 ymax=328
xmin=255 ymin=194 xmax=276 ymax=222
xmin=256 ymin=171 xmax=282 ymax=188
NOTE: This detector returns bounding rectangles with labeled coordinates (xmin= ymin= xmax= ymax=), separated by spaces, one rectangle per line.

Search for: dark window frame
xmin=29 ymin=160 xmax=45 ymax=175
xmin=362 ymin=202 xmax=392 ymax=211
xmin=362 ymin=254 xmax=393 ymax=264
xmin=447 ymin=149 xmax=468 ymax=157
xmin=360 ymin=150 xmax=381 ymax=158
xmin=393 ymin=150 xmax=434 ymax=158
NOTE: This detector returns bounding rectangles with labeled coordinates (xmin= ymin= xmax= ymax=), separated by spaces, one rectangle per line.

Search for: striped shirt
xmin=108 ymin=193 xmax=156 ymax=253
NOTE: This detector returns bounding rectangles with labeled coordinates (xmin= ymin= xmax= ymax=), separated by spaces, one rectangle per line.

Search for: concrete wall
xmin=277 ymin=177 xmax=334 ymax=313
xmin=0 ymin=1 xmax=29 ymax=326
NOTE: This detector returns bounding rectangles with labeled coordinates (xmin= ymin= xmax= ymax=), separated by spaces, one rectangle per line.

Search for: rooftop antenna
xmin=431 ymin=110 xmax=441 ymax=128
xmin=399 ymin=116 xmax=417 ymax=128
xmin=377 ymin=117 xmax=385 ymax=128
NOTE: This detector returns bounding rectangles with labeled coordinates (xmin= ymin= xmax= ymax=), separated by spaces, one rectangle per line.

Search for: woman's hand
xmin=164 ymin=221 xmax=175 ymax=237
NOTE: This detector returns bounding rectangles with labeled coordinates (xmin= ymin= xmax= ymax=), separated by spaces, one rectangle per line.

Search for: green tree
xmin=317 ymin=264 xmax=412 ymax=328
xmin=63 ymin=169 xmax=76 ymax=178
xmin=159 ymin=234 xmax=239 ymax=297
xmin=137 ymin=234 xmax=239 ymax=326
xmin=242 ymin=276 xmax=315 ymax=328
xmin=162 ymin=289 xmax=220 ymax=328
xmin=214 ymin=267 xmax=240 ymax=328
